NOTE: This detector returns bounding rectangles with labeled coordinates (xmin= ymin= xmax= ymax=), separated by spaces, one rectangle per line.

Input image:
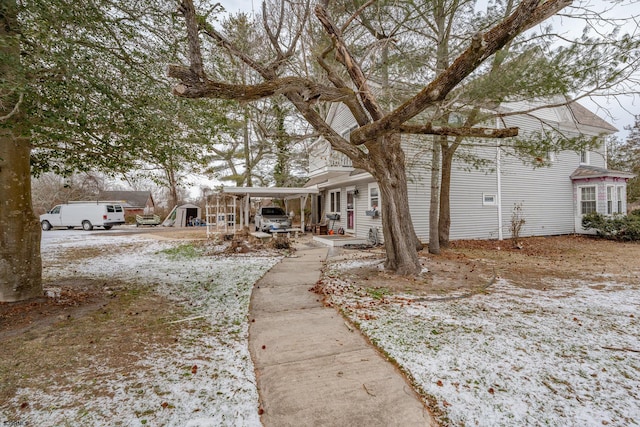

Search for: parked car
xmin=40 ymin=202 xmax=125 ymax=231
xmin=254 ymin=206 xmax=291 ymax=232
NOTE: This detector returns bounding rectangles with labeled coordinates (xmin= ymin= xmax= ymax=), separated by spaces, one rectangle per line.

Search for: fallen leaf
xmin=488 ymin=388 xmax=495 ymax=394
xmin=191 ymin=365 xmax=198 ymax=374
xmin=436 ymin=380 xmax=443 ymax=387
xmin=161 ymin=402 xmax=168 ymax=409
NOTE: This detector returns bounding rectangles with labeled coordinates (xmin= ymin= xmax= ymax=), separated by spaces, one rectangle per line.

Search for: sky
xmin=216 ymin=0 xmax=638 ymax=140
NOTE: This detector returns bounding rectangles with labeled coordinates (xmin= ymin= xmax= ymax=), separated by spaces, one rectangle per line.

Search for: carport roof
xmin=215 ymin=186 xmax=319 ymax=199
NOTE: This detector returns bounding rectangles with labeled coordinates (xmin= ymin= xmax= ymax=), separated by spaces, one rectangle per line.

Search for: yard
xmin=0 ymin=228 xmax=281 ymax=426
xmin=1 ymin=231 xmax=638 ymax=426
xmin=319 ymin=235 xmax=640 ymax=426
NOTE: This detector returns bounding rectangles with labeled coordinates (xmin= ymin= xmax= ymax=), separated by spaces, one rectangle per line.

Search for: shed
xmin=163 ymin=203 xmax=201 ymax=227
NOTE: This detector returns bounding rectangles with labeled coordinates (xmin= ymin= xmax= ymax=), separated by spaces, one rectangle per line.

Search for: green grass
xmin=366 ymin=287 xmax=391 ymax=300
xmin=158 ymin=244 xmax=202 ymax=260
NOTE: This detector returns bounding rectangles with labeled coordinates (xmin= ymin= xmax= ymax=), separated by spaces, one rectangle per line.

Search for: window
xmin=483 ymin=193 xmax=497 ymax=206
xmin=329 ymin=190 xmax=341 ymax=213
xmin=580 ymin=150 xmax=589 ymax=164
xmin=51 ymin=206 xmax=61 ymax=214
xmin=617 ymin=186 xmax=624 ymax=213
xmin=580 ymin=186 xmax=597 ymax=215
xmin=368 ymin=183 xmax=379 ymax=211
xmin=107 ymin=205 xmax=115 ymax=213
xmin=607 ymin=186 xmax=614 ymax=215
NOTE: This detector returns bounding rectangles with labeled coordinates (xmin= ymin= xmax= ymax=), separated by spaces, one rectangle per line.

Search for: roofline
xmin=215 ymin=186 xmax=320 ymax=199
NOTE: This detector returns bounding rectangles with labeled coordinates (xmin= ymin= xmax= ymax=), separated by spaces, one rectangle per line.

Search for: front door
xmin=346 ymin=189 xmax=355 ymax=233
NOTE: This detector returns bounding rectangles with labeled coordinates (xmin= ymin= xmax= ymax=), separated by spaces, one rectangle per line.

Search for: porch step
xmin=313 ymin=235 xmax=368 ymax=247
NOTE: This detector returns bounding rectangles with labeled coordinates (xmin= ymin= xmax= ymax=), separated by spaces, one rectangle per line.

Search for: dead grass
xmin=0 ymin=281 xmax=187 ymax=416
xmin=331 ymin=235 xmax=640 ymax=297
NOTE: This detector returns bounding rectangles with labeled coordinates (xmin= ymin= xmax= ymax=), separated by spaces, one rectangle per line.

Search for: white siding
xmin=315 ymin=99 xmax=613 ymax=242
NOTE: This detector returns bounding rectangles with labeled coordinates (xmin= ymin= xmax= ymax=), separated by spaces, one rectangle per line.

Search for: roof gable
xmin=566 ymin=102 xmax=618 ymax=133
xmin=97 ymin=191 xmax=154 ymax=208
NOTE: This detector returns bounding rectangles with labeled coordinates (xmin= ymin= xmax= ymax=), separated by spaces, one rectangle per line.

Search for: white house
xmin=305 ymin=100 xmax=634 ymax=244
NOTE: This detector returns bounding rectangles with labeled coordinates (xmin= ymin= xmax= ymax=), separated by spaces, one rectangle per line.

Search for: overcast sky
xmin=216 ymin=0 xmax=638 ymax=138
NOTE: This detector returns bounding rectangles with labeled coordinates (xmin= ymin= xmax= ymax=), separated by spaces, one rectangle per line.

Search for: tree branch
xmin=285 ymin=91 xmax=368 ymax=168
xmin=178 ymin=0 xmax=205 ymax=80
xmin=0 ymin=92 xmax=23 ymax=121
xmin=315 ymin=54 xmax=371 ymax=126
xmin=350 ymin=0 xmax=573 ymax=144
xmin=399 ymin=124 xmax=518 ymax=138
xmin=315 ymin=4 xmax=386 ymax=121
xmin=168 ymin=64 xmax=354 ymax=102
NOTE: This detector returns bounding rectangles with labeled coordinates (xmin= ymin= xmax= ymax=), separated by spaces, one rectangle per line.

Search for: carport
xmin=206 ymin=186 xmax=319 ymax=237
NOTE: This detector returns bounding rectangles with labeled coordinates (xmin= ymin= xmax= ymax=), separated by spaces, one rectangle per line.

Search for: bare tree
xmin=169 ymin=0 xmax=574 ymax=275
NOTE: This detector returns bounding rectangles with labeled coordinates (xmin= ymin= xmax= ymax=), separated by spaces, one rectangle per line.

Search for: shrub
xmin=582 ymin=212 xmax=640 ymax=241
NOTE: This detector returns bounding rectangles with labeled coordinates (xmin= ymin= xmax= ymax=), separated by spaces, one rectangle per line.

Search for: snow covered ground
xmin=324 ymin=258 xmax=640 ymax=427
xmin=6 ymin=230 xmax=280 ymax=427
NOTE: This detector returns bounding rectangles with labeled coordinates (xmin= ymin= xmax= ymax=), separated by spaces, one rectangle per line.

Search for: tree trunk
xmin=368 ymin=135 xmax=422 ymax=275
xmin=166 ymin=167 xmax=179 ymax=208
xmin=242 ymin=106 xmax=253 ymax=187
xmin=439 ymin=143 xmax=455 ymax=248
xmin=429 ymin=137 xmax=441 ymax=254
xmin=273 ymin=101 xmax=289 ymax=187
xmin=0 ymin=0 xmax=43 ymax=302
xmin=0 ymin=132 xmax=43 ymax=302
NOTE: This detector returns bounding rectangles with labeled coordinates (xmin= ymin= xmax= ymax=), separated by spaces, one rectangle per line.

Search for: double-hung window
xmin=369 ymin=183 xmax=379 ymax=211
xmin=329 ymin=190 xmax=341 ymax=213
xmin=581 ymin=186 xmax=597 ymax=215
xmin=617 ymin=186 xmax=624 ymax=214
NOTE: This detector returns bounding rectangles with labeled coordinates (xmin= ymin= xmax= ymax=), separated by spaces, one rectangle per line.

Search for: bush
xmin=629 ymin=209 xmax=640 ymax=219
xmin=582 ymin=212 xmax=640 ymax=241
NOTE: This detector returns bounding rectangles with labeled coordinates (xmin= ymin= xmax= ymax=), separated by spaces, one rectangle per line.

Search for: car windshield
xmin=262 ymin=207 xmax=285 ymax=216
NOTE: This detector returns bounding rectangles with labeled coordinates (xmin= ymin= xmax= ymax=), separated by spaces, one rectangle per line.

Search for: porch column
xmin=301 ymin=195 xmax=308 ymax=232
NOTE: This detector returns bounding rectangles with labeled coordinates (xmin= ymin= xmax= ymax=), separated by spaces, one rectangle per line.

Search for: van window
xmin=51 ymin=206 xmax=61 ymax=214
xmin=115 ymin=205 xmax=123 ymax=212
xmin=107 ymin=205 xmax=115 ymax=213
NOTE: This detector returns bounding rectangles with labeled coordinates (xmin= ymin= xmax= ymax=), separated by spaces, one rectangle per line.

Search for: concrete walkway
xmin=248 ymin=243 xmax=437 ymax=426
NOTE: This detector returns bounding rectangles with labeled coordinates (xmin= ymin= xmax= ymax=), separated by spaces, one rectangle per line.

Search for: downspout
xmin=497 ymin=144 xmax=503 ymax=241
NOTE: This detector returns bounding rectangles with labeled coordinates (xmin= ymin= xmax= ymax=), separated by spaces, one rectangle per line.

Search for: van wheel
xmin=82 ymin=220 xmax=93 ymax=231
xmin=103 ymin=225 xmax=112 ymax=230
xmin=41 ymin=221 xmax=52 ymax=231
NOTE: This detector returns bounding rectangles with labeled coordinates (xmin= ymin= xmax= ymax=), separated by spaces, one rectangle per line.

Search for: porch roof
xmin=570 ymin=165 xmax=635 ymax=180
xmin=216 ymin=186 xmax=319 ymax=200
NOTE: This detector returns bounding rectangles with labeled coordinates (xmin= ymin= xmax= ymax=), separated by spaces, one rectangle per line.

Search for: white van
xmin=40 ymin=202 xmax=126 ymax=231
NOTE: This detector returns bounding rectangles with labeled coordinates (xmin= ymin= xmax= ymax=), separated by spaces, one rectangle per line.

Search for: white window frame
xmin=580 ymin=150 xmax=590 ymax=165
xmin=617 ymin=185 xmax=625 ymax=214
xmin=329 ymin=190 xmax=341 ymax=214
xmin=579 ymin=185 xmax=597 ymax=215
xmin=607 ymin=185 xmax=614 ymax=215
xmin=368 ymin=183 xmax=380 ymax=212
xmin=482 ymin=193 xmax=497 ymax=206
